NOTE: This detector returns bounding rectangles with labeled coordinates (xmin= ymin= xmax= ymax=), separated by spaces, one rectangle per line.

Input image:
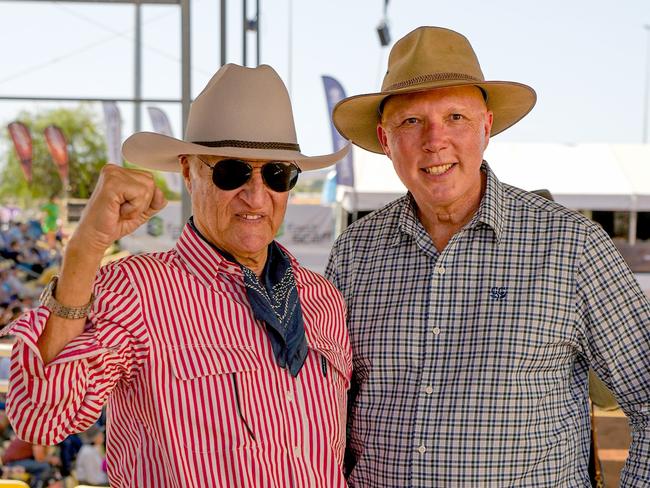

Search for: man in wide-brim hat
xmin=4 ymin=63 xmax=353 ymax=487
xmin=325 ymin=26 xmax=650 ymax=487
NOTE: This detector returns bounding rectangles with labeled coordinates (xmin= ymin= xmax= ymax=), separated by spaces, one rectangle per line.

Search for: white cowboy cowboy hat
xmin=122 ymin=63 xmax=350 ymax=171
xmin=332 ymin=26 xmax=537 ymax=154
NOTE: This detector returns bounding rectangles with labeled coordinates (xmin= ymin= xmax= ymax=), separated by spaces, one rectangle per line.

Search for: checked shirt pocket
xmin=168 ymin=344 xmax=261 ymax=453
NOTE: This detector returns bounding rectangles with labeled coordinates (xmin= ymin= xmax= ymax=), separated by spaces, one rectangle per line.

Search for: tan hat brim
xmin=122 ymin=132 xmax=351 ymax=172
xmin=333 ymin=80 xmax=536 ymax=154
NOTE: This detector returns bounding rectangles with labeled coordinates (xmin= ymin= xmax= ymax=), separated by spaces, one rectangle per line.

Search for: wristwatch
xmin=40 ymin=275 xmax=95 ymax=320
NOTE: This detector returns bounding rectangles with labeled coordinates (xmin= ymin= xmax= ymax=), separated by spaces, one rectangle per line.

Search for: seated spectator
xmin=74 ymin=425 xmax=108 ymax=487
xmin=3 ymin=222 xmax=24 ymax=248
xmin=0 ymin=409 xmax=13 ymax=445
xmin=25 ymin=219 xmax=43 ymax=242
xmin=56 ymin=434 xmax=81 ymax=480
xmin=0 ymin=241 xmax=21 ymax=263
xmin=13 ymin=239 xmax=48 ymax=278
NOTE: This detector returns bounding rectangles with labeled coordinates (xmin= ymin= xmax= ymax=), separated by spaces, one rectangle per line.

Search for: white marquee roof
xmin=338 ymin=143 xmax=650 ymax=212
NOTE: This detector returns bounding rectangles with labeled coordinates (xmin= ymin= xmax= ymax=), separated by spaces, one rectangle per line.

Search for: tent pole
xmin=629 ymin=211 xmax=637 ymax=245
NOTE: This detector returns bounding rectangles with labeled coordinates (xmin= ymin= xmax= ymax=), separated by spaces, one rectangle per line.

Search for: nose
xmin=421 ymin=119 xmax=448 ymax=153
xmin=238 ymin=168 xmax=267 ymax=208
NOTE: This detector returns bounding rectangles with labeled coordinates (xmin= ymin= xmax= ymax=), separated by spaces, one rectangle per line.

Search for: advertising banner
xmin=147 ymin=106 xmax=182 ymax=194
xmin=322 ymin=75 xmax=354 ymax=187
xmin=102 ymin=101 xmax=122 ymax=165
xmin=44 ymin=124 xmax=69 ymax=183
xmin=147 ymin=106 xmax=174 ymax=136
xmin=7 ymin=121 xmax=33 ymax=183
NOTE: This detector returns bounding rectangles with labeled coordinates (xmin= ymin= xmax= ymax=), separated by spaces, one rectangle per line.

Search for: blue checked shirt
xmin=325 ymin=162 xmax=650 ymax=487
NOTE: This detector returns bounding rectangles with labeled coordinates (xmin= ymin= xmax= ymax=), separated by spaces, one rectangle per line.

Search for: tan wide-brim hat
xmin=123 ymin=64 xmax=350 ymax=172
xmin=333 ymin=26 xmax=537 ymax=154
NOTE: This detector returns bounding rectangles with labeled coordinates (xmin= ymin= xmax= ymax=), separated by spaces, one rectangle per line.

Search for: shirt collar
xmin=470 ymin=161 xmax=506 ymax=242
xmin=174 ymin=219 xmax=300 ymax=285
xmin=175 ymin=220 xmax=240 ymax=285
xmin=395 ymin=161 xmax=506 ymax=245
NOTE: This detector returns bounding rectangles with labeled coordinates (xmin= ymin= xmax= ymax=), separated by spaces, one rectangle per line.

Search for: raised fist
xmin=71 ymin=164 xmax=168 ymax=256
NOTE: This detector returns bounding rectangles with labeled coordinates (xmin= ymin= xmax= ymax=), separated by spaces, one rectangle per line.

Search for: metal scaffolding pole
xmin=221 ymin=0 xmax=227 ymax=66
xmin=255 ymin=0 xmax=260 ymax=66
xmin=134 ymin=0 xmax=142 ymax=131
xmin=243 ymin=0 xmax=247 ymax=66
xmin=181 ymin=0 xmax=192 ymax=221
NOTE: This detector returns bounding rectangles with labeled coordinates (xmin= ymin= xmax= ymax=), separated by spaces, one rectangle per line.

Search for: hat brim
xmin=122 ymin=132 xmax=351 ymax=172
xmin=332 ymin=80 xmax=536 ymax=154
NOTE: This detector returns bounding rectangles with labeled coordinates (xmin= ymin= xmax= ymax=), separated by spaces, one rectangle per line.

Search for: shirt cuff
xmin=2 ymin=306 xmax=105 ymax=379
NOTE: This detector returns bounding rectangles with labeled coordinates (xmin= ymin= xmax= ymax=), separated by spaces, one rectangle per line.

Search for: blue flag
xmin=322 ymin=76 xmax=354 ymax=186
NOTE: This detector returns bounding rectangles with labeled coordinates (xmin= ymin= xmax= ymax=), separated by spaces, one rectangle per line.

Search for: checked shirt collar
xmin=395 ymin=161 xmax=506 ymax=250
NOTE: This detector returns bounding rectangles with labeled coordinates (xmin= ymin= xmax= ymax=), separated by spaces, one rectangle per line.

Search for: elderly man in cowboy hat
xmin=325 ymin=26 xmax=650 ymax=487
xmin=3 ymin=63 xmax=352 ymax=487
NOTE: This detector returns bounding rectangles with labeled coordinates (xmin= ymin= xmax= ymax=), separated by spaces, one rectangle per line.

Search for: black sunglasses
xmin=197 ymin=157 xmax=301 ymax=193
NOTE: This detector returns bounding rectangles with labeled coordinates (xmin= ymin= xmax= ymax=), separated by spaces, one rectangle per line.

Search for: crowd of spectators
xmin=0 ymin=407 xmax=108 ymax=488
xmin=0 ymin=210 xmax=110 ymax=487
xmin=1 ymin=218 xmax=63 ymax=329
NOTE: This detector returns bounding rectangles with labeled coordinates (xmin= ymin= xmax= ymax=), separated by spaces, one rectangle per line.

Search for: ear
xmin=482 ymin=111 xmax=494 ymax=150
xmin=377 ymin=124 xmax=391 ymax=159
xmin=179 ymin=155 xmax=192 ymax=193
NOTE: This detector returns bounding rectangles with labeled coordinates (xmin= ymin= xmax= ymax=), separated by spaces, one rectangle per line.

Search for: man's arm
xmin=4 ymin=165 xmax=167 ymax=444
xmin=37 ymin=164 xmax=166 ymax=364
xmin=576 ymin=224 xmax=650 ymax=486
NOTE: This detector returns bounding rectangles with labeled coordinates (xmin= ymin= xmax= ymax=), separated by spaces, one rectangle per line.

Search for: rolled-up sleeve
xmin=576 ymin=224 xmax=650 ymax=485
xmin=2 ymin=262 xmax=150 ymax=445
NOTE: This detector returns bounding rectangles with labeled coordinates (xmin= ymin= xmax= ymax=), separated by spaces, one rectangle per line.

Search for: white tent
xmin=336 ymin=146 xmax=405 ymax=212
xmin=485 ymin=143 xmax=650 ymax=211
xmin=338 ymin=143 xmax=650 ymax=213
xmin=610 ymin=145 xmax=650 ymax=211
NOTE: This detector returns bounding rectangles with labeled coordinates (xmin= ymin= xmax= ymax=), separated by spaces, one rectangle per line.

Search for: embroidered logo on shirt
xmin=490 ymin=287 xmax=507 ymax=301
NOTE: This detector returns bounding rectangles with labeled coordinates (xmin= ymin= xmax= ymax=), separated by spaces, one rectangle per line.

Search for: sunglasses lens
xmin=262 ymin=163 xmax=300 ymax=192
xmin=212 ymin=159 xmax=252 ymax=190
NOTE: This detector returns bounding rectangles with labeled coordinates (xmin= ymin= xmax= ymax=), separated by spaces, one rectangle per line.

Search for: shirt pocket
xmin=312 ymin=343 xmax=351 ymax=461
xmin=168 ymin=344 xmax=261 ymax=454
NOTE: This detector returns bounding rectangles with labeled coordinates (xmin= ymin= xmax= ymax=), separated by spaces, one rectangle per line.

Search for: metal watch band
xmin=40 ymin=276 xmax=94 ymax=320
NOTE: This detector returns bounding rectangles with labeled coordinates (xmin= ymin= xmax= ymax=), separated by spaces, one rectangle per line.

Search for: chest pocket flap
xmin=310 ymin=342 xmax=352 ymax=389
xmin=169 ymin=344 xmax=260 ymax=380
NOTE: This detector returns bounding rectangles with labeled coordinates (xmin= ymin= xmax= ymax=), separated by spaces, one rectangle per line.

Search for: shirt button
xmin=424 ymin=385 xmax=433 ymax=395
xmin=432 ymin=327 xmax=441 ymax=335
xmin=435 ymin=266 xmax=446 ymax=275
xmin=286 ymin=391 xmax=294 ymax=402
xmin=293 ymin=446 xmax=301 ymax=457
xmin=417 ymin=444 xmax=427 ymax=454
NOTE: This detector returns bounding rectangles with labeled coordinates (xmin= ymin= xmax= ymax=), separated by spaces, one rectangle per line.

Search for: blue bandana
xmin=189 ymin=218 xmax=308 ymax=377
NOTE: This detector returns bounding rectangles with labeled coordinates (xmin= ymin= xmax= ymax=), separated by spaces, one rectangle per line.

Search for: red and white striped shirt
xmin=4 ymin=224 xmax=351 ymax=487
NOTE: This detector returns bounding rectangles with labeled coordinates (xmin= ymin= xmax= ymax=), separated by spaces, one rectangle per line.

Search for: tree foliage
xmin=0 ymin=105 xmax=107 ymax=205
xmin=0 ymin=105 xmax=180 ymax=208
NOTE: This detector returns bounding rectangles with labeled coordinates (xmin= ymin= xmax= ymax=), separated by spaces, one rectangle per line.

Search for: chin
xmin=237 ymin=235 xmax=273 ymax=253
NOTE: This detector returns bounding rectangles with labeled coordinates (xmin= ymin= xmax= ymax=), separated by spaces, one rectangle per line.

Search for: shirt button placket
xmin=418 ymin=259 xmax=447 ymax=480
xmin=431 ymin=264 xmax=444 ymax=336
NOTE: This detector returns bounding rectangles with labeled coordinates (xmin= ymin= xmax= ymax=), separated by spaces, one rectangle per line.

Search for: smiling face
xmin=181 ymin=155 xmax=290 ymax=273
xmin=377 ymin=85 xmax=493 ymax=221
